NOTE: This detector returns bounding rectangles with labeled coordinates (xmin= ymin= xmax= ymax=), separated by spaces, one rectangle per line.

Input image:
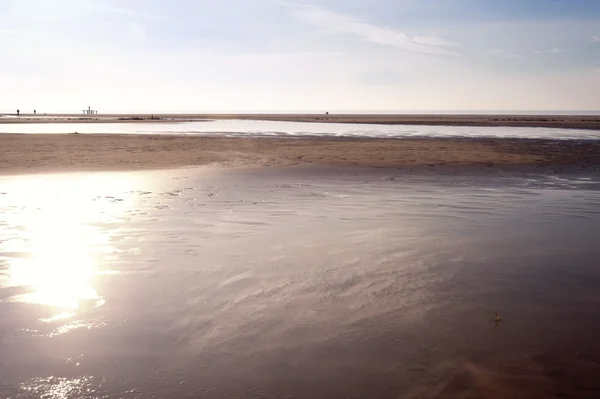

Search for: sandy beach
xmin=1 ymin=113 xmax=600 ymax=130
xmin=4 ymin=0 xmax=600 ymax=396
xmin=2 ymin=123 xmax=600 ymax=399
xmin=2 ymin=126 xmax=600 ymax=398
xmin=1 ymin=134 xmax=600 ymax=175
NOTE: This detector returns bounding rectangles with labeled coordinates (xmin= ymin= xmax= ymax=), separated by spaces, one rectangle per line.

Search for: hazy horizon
xmin=2 ymin=0 xmax=600 ymax=113
xmin=2 ymin=109 xmax=600 ymax=116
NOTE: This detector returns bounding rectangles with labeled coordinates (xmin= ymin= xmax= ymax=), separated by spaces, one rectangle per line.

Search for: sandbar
xmin=1 ymin=134 xmax=599 ymax=175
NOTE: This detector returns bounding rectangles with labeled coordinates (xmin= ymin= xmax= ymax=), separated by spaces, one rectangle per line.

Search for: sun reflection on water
xmin=19 ymin=376 xmax=98 ymax=399
xmin=8 ymin=221 xmax=102 ymax=311
xmin=0 ymin=172 xmax=141 ymax=321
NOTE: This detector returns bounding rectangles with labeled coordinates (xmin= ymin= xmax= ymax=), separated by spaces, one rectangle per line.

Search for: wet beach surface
xmin=2 ymin=119 xmax=600 ymax=139
xmin=1 ymin=166 xmax=600 ymax=398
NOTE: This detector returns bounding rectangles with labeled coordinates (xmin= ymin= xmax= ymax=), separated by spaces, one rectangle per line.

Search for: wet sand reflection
xmin=1 ymin=167 xmax=600 ymax=398
xmin=0 ymin=173 xmax=145 ymax=322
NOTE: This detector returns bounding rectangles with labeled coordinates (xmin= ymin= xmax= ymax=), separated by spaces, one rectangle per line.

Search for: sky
xmin=1 ymin=0 xmax=600 ymax=113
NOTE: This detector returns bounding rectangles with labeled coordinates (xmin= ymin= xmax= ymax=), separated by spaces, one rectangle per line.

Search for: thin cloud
xmin=534 ymin=47 xmax=567 ymax=54
xmin=281 ymin=3 xmax=459 ymax=56
xmin=409 ymin=35 xmax=459 ymax=48
xmin=261 ymin=51 xmax=343 ymax=58
xmin=90 ymin=3 xmax=166 ymax=20
xmin=489 ymin=49 xmax=519 ymax=59
xmin=591 ymin=36 xmax=600 ymax=43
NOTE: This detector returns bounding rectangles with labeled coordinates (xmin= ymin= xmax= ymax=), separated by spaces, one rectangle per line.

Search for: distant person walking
xmin=16 ymin=109 xmax=20 ymax=116
xmin=34 ymin=110 xmax=36 ymax=115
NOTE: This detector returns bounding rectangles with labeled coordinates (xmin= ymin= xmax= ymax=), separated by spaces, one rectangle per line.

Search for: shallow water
xmin=1 ymin=167 xmax=600 ymax=398
xmin=1 ymin=119 xmax=600 ymax=140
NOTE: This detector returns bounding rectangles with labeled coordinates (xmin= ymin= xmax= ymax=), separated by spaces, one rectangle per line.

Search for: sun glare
xmin=1 ymin=172 xmax=140 ymax=321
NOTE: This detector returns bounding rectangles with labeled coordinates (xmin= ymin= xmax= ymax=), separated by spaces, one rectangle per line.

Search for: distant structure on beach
xmin=82 ymin=106 xmax=98 ymax=115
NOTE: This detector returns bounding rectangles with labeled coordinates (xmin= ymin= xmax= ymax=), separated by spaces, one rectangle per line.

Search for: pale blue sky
xmin=1 ymin=0 xmax=599 ymax=113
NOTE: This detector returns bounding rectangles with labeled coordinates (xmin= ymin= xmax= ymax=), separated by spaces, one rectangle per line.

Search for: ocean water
xmin=1 ymin=166 xmax=600 ymax=398
xmin=1 ymin=119 xmax=600 ymax=140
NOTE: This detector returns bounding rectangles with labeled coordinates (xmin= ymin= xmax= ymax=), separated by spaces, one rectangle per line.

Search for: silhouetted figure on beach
xmin=34 ymin=110 xmax=36 ymax=115
xmin=16 ymin=109 xmax=20 ymax=116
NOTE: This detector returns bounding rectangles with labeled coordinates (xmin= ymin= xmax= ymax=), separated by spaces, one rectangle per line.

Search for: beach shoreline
xmin=2 ymin=134 xmax=600 ymax=399
xmin=1 ymin=113 xmax=599 ymax=130
xmin=1 ymin=133 xmax=599 ymax=175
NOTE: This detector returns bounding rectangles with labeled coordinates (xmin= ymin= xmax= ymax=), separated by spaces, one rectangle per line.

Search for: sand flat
xmin=1 ymin=134 xmax=600 ymax=175
xmin=1 ymin=166 xmax=600 ymax=398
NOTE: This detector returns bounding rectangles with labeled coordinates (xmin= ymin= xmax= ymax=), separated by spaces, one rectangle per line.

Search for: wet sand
xmin=1 ymin=113 xmax=600 ymax=130
xmin=1 ymin=166 xmax=600 ymax=398
xmin=2 ymin=123 xmax=600 ymax=397
xmin=1 ymin=134 xmax=600 ymax=175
